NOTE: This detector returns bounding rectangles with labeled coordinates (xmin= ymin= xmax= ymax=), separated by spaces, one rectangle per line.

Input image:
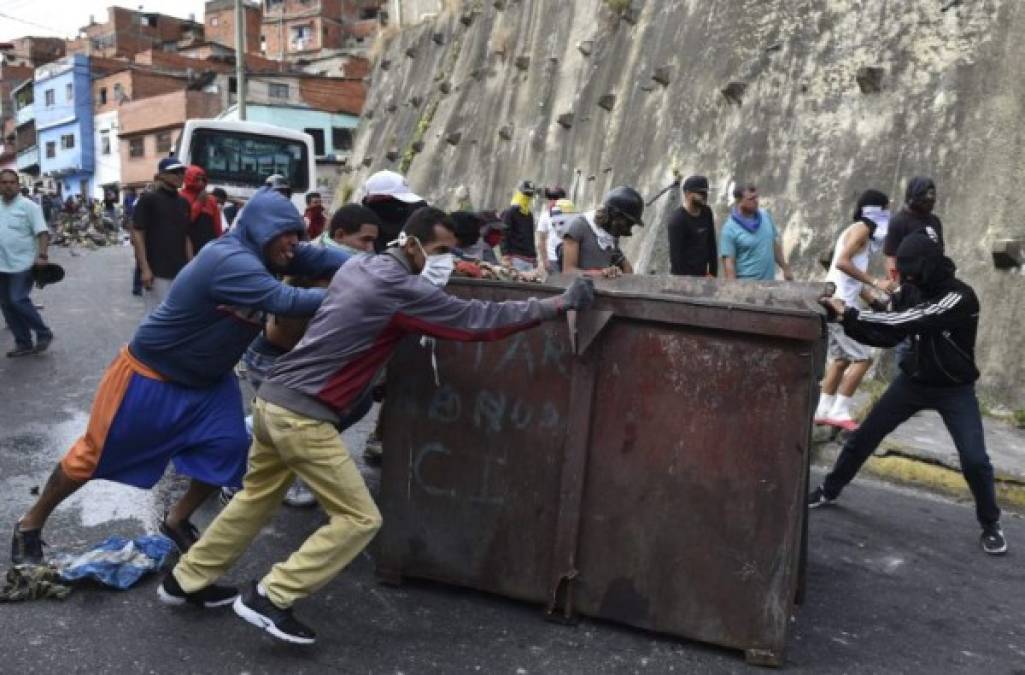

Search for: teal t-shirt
xmin=0 ymin=194 xmax=48 ymax=274
xmin=719 ymin=209 xmax=778 ymax=280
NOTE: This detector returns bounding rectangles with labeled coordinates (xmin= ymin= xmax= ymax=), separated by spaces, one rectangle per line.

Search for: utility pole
xmin=234 ymin=0 xmax=247 ymax=120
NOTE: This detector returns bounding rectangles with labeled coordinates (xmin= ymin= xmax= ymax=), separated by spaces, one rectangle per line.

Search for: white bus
xmin=176 ymin=119 xmax=316 ymax=214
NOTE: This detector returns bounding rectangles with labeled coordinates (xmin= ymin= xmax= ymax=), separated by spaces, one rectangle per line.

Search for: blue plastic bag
xmin=57 ymin=535 xmax=174 ymax=590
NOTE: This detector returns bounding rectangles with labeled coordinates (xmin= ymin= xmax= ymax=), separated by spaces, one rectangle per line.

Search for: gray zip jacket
xmin=259 ymin=249 xmax=562 ymax=423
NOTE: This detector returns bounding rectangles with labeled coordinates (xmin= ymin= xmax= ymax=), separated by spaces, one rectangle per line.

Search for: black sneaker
xmin=808 ymin=486 xmax=836 ymax=509
xmin=34 ymin=335 xmax=53 ymax=353
xmin=6 ymin=345 xmax=34 ymax=358
xmin=981 ymin=525 xmax=1008 ymax=555
xmin=219 ymin=487 xmax=239 ymax=507
xmin=233 ymin=581 xmax=316 ymax=645
xmin=11 ymin=522 xmax=44 ymax=565
xmin=159 ymin=514 xmax=200 ymax=553
xmin=157 ymin=573 xmax=238 ymax=608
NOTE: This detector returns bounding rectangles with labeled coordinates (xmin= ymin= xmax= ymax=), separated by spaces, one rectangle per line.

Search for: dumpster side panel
xmin=377 ymin=311 xmax=574 ymax=603
xmin=571 ymin=321 xmax=814 ymax=654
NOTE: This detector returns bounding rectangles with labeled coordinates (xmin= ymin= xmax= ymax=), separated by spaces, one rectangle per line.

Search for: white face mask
xmin=388 ymin=231 xmax=455 ymax=287
xmin=862 ymin=206 xmax=891 ymax=244
xmin=420 ymin=251 xmax=455 ymax=287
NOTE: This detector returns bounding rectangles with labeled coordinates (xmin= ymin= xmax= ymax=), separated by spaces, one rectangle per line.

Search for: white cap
xmin=363 ymin=170 xmax=423 ymax=203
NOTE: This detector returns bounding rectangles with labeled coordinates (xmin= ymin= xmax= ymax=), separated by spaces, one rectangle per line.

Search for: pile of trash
xmin=50 ymin=209 xmax=122 ymax=249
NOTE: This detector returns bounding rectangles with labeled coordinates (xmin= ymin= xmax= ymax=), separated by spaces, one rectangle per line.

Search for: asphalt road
xmin=1 ymin=246 xmax=1023 ymax=674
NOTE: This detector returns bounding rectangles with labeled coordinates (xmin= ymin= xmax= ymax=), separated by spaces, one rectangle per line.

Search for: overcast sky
xmin=0 ymin=0 xmax=208 ymax=42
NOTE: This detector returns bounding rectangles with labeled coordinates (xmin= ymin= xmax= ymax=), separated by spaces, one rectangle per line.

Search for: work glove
xmin=560 ymin=276 xmax=595 ymax=312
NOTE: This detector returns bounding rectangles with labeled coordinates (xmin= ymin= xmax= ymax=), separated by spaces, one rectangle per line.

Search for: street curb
xmin=811 ymin=438 xmax=1025 ymax=513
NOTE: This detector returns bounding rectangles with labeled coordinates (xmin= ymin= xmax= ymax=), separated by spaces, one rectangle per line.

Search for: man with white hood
xmin=815 ymin=189 xmax=896 ymax=430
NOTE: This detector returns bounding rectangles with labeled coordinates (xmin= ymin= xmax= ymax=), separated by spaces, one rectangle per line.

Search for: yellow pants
xmin=173 ymin=398 xmax=382 ymax=609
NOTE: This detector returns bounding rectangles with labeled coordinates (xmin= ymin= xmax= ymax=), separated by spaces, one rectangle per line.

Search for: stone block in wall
xmin=433 ymin=32 xmax=445 ymax=45
xmin=577 ymin=40 xmax=593 ymax=56
xmin=856 ymin=66 xmax=885 ymax=94
xmin=446 ymin=132 xmax=462 ymax=146
xmin=598 ymin=94 xmax=616 ymax=111
xmin=557 ymin=112 xmax=574 ymax=129
xmin=515 ymin=56 xmax=530 ymax=71
xmin=652 ymin=66 xmax=671 ymax=87
xmin=498 ymin=126 xmax=513 ymax=140
xmin=721 ymin=81 xmax=747 ymax=105
xmin=992 ymin=239 xmax=1024 ymax=269
xmin=386 ymin=148 xmax=400 ymax=162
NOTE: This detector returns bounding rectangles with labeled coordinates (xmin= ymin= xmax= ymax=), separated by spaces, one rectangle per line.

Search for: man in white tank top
xmin=816 ymin=190 xmax=896 ymax=430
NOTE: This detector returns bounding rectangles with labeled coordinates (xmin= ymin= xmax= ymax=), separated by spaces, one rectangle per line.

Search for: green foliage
xmin=1013 ymin=409 xmax=1025 ymax=429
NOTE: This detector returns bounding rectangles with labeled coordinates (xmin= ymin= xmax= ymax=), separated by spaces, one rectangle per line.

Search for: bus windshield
xmin=188 ymin=128 xmax=310 ymax=192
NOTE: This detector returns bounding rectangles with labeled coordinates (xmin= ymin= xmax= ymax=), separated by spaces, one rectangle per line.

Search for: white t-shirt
xmin=825 ymin=221 xmax=884 ymax=306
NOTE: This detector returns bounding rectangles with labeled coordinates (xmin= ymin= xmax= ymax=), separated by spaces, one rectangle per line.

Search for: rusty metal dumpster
xmin=375 ymin=275 xmax=826 ymax=666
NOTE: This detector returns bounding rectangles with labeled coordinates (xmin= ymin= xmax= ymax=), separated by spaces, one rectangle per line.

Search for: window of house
xmin=129 ymin=137 xmax=145 ymax=158
xmin=113 ymin=83 xmax=124 ymax=103
xmin=156 ymin=131 xmax=173 ymax=153
xmin=66 ymin=83 xmax=73 ymax=101
xmin=209 ymin=16 xmax=219 ymax=27
xmin=331 ymin=127 xmax=353 ymax=152
xmin=290 ymin=24 xmax=312 ymax=49
xmin=61 ymin=134 xmax=75 ymax=149
xmin=360 ymin=7 xmax=379 ymax=20
xmin=98 ymin=87 xmax=107 ymax=105
xmin=228 ymin=76 xmax=237 ymax=94
xmin=260 ymin=35 xmax=267 ymax=52
xmin=269 ymin=83 xmax=289 ymax=99
xmin=305 ymin=128 xmax=325 ymax=156
xmin=45 ymin=141 xmax=56 ymax=158
xmin=100 ymin=130 xmax=111 ymax=155
xmin=265 ymin=0 xmax=283 ymax=10
xmin=44 ymin=89 xmax=55 ymax=106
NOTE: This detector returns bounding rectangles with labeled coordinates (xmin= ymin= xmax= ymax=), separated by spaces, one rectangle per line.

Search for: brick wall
xmin=93 ymin=70 xmax=185 ymax=115
xmin=206 ymin=2 xmax=263 ymax=54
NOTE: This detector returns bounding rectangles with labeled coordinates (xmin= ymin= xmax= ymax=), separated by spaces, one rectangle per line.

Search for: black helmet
xmin=603 ymin=186 xmax=645 ymax=228
xmin=32 ymin=262 xmax=65 ymax=289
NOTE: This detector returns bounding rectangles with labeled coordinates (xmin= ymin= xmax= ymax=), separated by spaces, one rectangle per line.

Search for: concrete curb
xmin=811 ymin=436 xmax=1025 ymax=514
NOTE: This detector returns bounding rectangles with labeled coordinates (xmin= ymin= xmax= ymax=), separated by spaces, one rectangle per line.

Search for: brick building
xmin=117 ymin=90 xmax=223 ymax=188
xmin=204 ymin=0 xmax=263 ymax=54
xmin=66 ymin=7 xmax=204 ymax=59
xmin=261 ymin=0 xmax=386 ymax=60
xmin=0 ymin=37 xmax=66 ymax=68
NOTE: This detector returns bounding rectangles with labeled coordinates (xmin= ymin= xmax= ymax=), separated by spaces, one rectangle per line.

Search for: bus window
xmin=189 ymin=128 xmax=310 ymax=192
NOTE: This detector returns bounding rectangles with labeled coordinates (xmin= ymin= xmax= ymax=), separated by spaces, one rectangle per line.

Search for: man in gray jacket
xmin=159 ymin=206 xmax=595 ymax=644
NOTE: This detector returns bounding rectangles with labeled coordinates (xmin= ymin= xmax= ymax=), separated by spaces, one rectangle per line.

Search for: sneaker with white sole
xmin=981 ymin=525 xmax=1008 ymax=555
xmin=157 ymin=573 xmax=238 ymax=608
xmin=233 ymin=581 xmax=316 ymax=645
xmin=283 ymin=479 xmax=316 ymax=508
xmin=808 ymin=486 xmax=837 ymax=509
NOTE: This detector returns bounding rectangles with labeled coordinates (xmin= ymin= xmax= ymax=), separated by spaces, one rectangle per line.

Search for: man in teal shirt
xmin=0 ymin=169 xmax=52 ymax=357
xmin=720 ymin=183 xmax=793 ymax=281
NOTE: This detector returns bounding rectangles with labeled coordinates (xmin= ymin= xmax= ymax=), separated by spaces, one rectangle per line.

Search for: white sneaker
xmin=283 ymin=479 xmax=316 ymax=508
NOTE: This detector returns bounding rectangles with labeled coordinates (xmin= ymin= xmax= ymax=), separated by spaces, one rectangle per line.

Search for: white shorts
xmin=827 ymin=323 xmax=872 ymax=362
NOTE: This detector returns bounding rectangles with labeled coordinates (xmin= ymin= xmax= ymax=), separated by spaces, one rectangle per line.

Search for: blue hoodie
xmin=129 ymin=187 xmax=348 ymax=387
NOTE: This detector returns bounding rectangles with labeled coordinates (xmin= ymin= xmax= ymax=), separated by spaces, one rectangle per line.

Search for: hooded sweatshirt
xmin=883 ymin=177 xmax=944 ymax=256
xmin=841 ymin=232 xmax=979 ymax=386
xmin=129 ymin=187 xmax=348 ymax=387
xmin=500 ymin=190 xmax=537 ymax=259
xmin=181 ymin=166 xmax=222 ymax=252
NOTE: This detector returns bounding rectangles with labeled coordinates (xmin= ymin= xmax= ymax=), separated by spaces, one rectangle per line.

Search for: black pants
xmin=823 ymin=374 xmax=1000 ymax=526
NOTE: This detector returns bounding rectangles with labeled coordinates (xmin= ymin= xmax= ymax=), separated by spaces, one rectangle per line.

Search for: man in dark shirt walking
xmin=667 ymin=175 xmax=718 ymax=277
xmin=883 ymin=176 xmax=943 ymax=281
xmin=131 ymin=158 xmax=191 ymax=315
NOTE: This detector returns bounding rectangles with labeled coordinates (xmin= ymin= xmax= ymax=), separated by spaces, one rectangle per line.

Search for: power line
xmin=0 ymin=10 xmax=67 ymax=36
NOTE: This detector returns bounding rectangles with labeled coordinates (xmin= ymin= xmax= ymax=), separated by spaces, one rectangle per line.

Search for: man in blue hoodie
xmin=11 ymin=188 xmax=348 ymax=573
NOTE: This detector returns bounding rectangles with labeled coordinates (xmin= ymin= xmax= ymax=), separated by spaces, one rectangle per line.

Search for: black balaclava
xmin=905 ymin=176 xmax=936 ymax=214
xmin=895 ymin=230 xmax=954 ymax=293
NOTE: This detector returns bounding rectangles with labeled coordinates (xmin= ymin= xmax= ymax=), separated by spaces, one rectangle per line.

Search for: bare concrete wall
xmin=345 ymin=0 xmax=1025 ymax=406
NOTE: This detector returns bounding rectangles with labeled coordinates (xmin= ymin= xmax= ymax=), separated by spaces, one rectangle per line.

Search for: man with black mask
xmin=360 ymin=170 xmax=427 ymax=254
xmin=809 ymin=231 xmax=1006 ymax=556
xmin=883 ymin=176 xmax=943 ymax=281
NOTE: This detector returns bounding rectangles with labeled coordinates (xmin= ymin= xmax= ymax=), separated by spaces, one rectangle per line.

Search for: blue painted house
xmin=34 ymin=54 xmax=95 ymax=197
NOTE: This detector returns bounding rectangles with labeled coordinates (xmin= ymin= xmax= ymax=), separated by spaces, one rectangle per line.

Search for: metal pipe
xmin=235 ymin=0 xmax=247 ymax=120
